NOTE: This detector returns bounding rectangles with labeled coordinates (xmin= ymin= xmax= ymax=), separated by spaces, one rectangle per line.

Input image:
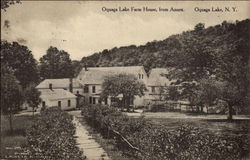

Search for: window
xmin=138 ymin=74 xmax=141 ymax=79
xmin=58 ymin=101 xmax=61 ymax=107
xmin=89 ymin=97 xmax=92 ymax=104
xmin=68 ymin=100 xmax=71 ymax=107
xmin=42 ymin=101 xmax=46 ymax=107
xmin=98 ymin=98 xmax=101 ymax=104
xmin=93 ymin=97 xmax=96 ymax=104
xmin=152 ymin=86 xmax=155 ymax=93
xmin=76 ymin=90 xmax=79 ymax=94
xmin=141 ymin=74 xmax=143 ymax=79
xmin=92 ymin=86 xmax=96 ymax=93
xmin=84 ymin=85 xmax=89 ymax=93
xmin=49 ymin=83 xmax=52 ymax=89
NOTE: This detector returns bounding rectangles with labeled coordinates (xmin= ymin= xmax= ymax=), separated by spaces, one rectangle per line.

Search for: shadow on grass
xmin=2 ymin=128 xmax=26 ymax=137
xmin=184 ymin=112 xmax=224 ymax=116
xmin=202 ymin=119 xmax=250 ymax=123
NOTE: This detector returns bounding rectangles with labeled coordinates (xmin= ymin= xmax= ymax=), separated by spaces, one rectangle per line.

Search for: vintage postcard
xmin=1 ymin=1 xmax=250 ymax=159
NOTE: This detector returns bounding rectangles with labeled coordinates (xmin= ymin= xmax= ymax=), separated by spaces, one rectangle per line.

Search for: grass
xmin=1 ymin=114 xmax=35 ymax=158
xmin=77 ymin=118 xmax=136 ymax=160
xmin=147 ymin=117 xmax=250 ymax=136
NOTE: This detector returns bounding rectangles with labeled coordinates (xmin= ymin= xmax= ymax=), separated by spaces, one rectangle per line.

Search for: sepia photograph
xmin=1 ymin=0 xmax=250 ymax=159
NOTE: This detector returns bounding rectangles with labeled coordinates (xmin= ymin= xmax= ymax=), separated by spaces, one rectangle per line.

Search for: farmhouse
xmin=77 ymin=66 xmax=148 ymax=106
xmin=36 ymin=79 xmax=80 ymax=110
xmin=144 ymin=68 xmax=173 ymax=105
xmin=35 ymin=66 xmax=179 ymax=109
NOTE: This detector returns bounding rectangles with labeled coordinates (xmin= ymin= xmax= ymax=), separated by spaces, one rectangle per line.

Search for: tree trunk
xmin=9 ymin=106 xmax=13 ymax=133
xmin=227 ymin=104 xmax=233 ymax=121
xmin=32 ymin=107 xmax=35 ymax=117
xmin=200 ymin=105 xmax=204 ymax=113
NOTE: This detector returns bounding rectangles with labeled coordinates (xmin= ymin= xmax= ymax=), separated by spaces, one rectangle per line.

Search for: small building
xmin=36 ymin=79 xmax=78 ymax=110
xmin=77 ymin=66 xmax=148 ymax=106
xmin=38 ymin=89 xmax=77 ymax=110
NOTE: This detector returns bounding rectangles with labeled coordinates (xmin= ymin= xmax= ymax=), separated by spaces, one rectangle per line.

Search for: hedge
xmin=81 ymin=104 xmax=249 ymax=160
xmin=26 ymin=107 xmax=85 ymax=159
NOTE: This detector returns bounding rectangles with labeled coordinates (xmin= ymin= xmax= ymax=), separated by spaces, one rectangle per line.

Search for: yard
xmin=0 ymin=114 xmax=35 ymax=159
xmin=128 ymin=111 xmax=250 ymax=137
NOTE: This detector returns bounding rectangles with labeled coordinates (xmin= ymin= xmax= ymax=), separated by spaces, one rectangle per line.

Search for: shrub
xmin=81 ymin=104 xmax=249 ymax=160
xmin=26 ymin=107 xmax=85 ymax=159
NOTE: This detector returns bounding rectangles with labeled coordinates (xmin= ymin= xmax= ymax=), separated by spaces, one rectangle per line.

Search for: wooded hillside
xmin=80 ymin=19 xmax=250 ymax=73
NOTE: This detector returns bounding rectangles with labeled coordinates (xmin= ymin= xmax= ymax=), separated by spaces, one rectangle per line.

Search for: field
xmin=142 ymin=112 xmax=250 ymax=137
xmin=0 ymin=114 xmax=35 ymax=158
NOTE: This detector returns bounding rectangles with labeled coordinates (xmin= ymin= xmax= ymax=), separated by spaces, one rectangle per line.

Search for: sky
xmin=1 ymin=1 xmax=250 ymax=61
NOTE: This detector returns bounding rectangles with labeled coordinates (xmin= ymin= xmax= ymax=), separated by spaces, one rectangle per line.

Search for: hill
xmin=79 ymin=19 xmax=250 ymax=73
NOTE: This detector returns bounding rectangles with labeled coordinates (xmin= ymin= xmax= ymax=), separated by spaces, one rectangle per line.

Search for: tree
xmin=1 ymin=66 xmax=24 ymax=133
xmin=25 ymin=85 xmax=41 ymax=116
xmin=101 ymin=74 xmax=147 ymax=111
xmin=1 ymin=0 xmax=20 ymax=10
xmin=39 ymin=46 xmax=74 ymax=79
xmin=194 ymin=23 xmax=205 ymax=32
xmin=168 ymin=20 xmax=250 ymax=120
xmin=1 ymin=41 xmax=39 ymax=88
xmin=165 ymin=86 xmax=180 ymax=101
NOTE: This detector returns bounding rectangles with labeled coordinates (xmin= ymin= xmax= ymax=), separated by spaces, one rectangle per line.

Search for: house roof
xmin=39 ymin=89 xmax=76 ymax=100
xmin=147 ymin=68 xmax=173 ymax=86
xmin=77 ymin=66 xmax=146 ymax=85
xmin=36 ymin=78 xmax=82 ymax=89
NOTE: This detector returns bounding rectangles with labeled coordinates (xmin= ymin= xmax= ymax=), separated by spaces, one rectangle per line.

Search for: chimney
xmin=49 ymin=83 xmax=52 ymax=90
xmin=69 ymin=78 xmax=73 ymax=93
xmin=84 ymin=64 xmax=88 ymax=71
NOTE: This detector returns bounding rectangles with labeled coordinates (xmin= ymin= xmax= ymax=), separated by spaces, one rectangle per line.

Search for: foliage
xmin=1 ymin=66 xmax=24 ymax=132
xmin=24 ymin=85 xmax=41 ymax=115
xmin=81 ymin=104 xmax=249 ymax=160
xmin=80 ymin=19 xmax=248 ymax=72
xmin=1 ymin=41 xmax=39 ymax=88
xmin=165 ymin=86 xmax=180 ymax=101
xmin=26 ymin=107 xmax=85 ymax=159
xmin=1 ymin=0 xmax=20 ymax=10
xmin=101 ymin=73 xmax=147 ymax=109
xmin=194 ymin=23 xmax=205 ymax=31
xmin=39 ymin=46 xmax=74 ymax=79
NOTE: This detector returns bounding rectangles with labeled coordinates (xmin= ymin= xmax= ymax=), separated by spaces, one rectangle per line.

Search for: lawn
xmin=141 ymin=112 xmax=250 ymax=137
xmin=1 ymin=114 xmax=35 ymax=159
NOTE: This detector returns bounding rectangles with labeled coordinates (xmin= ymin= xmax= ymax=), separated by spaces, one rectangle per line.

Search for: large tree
xmin=39 ymin=46 xmax=74 ymax=79
xmin=101 ymin=74 xmax=147 ymax=111
xmin=168 ymin=20 xmax=250 ymax=120
xmin=1 ymin=41 xmax=39 ymax=88
xmin=1 ymin=66 xmax=24 ymax=132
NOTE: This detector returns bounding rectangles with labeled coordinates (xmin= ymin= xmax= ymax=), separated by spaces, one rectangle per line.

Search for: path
xmin=70 ymin=111 xmax=110 ymax=160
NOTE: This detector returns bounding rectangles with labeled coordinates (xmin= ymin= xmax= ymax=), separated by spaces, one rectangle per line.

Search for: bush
xmin=81 ymin=104 xmax=249 ymax=160
xmin=26 ymin=107 xmax=85 ymax=159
